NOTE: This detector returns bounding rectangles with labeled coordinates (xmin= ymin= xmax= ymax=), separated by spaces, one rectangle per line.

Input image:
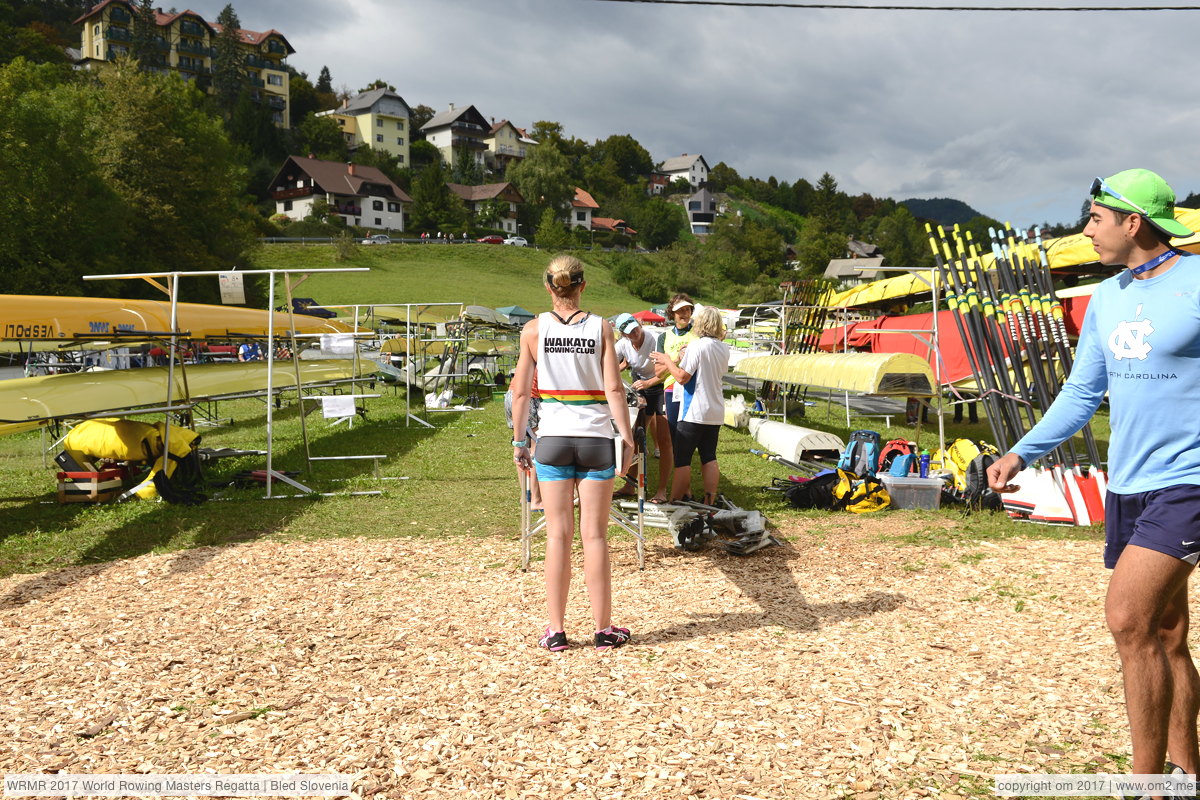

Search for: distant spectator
xmin=237 ymin=342 xmax=263 ymax=362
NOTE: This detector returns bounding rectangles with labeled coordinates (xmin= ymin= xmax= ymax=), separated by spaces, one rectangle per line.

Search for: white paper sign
xmin=320 ymin=333 xmax=354 ymax=354
xmin=218 ymin=272 xmax=246 ymax=305
xmin=321 ymin=395 xmax=355 ymax=419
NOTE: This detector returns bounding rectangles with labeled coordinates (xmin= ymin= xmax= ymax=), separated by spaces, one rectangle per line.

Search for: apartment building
xmin=75 ymin=0 xmax=295 ymax=127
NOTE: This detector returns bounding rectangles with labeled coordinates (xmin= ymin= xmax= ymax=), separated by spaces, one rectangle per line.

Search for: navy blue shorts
xmin=1104 ymin=484 xmax=1200 ymax=569
xmin=674 ymin=421 xmax=720 ymax=467
xmin=637 ymin=384 xmax=665 ymax=416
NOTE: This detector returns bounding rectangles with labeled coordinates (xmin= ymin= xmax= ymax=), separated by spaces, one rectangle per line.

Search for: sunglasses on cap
xmin=1091 ymin=177 xmax=1149 ymax=217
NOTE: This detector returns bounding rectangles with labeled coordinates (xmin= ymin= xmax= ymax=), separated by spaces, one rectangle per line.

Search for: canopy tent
xmin=632 ymin=309 xmax=665 ymax=324
xmin=0 ymin=295 xmax=353 ymax=342
xmin=462 ymin=305 xmax=503 ymax=326
xmin=496 ymin=305 xmax=535 ymax=326
xmin=734 ymin=352 xmax=936 ymax=397
xmin=0 ymin=360 xmax=358 ymax=426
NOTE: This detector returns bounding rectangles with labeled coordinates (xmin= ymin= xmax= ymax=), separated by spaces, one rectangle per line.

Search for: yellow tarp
xmin=0 ymin=295 xmax=353 ymax=341
xmin=824 ymin=208 xmax=1200 ymax=310
xmin=734 ymin=352 xmax=935 ymax=396
xmin=0 ymin=360 xmax=359 ymax=424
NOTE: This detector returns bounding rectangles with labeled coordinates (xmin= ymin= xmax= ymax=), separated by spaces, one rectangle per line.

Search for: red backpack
xmin=878 ymin=439 xmax=914 ymax=473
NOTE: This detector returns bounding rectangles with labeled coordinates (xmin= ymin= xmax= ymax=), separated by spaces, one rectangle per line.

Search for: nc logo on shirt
xmin=1108 ymin=304 xmax=1154 ymax=361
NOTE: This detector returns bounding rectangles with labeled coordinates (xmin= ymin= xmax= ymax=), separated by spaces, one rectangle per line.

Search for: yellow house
xmin=74 ymin=0 xmax=295 ymax=128
xmin=316 ymin=88 xmax=412 ymax=164
xmin=485 ymin=119 xmax=537 ymax=176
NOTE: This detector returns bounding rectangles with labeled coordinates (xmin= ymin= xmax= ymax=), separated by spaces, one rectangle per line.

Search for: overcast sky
xmin=183 ymin=0 xmax=1199 ymax=227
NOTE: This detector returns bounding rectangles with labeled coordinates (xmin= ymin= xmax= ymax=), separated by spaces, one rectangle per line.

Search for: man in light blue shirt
xmin=989 ymin=169 xmax=1200 ymax=789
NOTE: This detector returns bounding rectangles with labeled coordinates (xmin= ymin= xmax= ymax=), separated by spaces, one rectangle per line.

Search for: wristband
xmin=511 ymin=439 xmax=529 ymax=447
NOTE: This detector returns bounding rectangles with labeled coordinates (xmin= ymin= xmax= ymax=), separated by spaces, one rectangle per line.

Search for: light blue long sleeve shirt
xmin=1011 ymin=253 xmax=1200 ymax=494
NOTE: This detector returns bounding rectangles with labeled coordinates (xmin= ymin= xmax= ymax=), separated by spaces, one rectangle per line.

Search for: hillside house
xmin=486 ymin=120 xmax=537 ymax=175
xmin=270 ymin=155 xmax=410 ymax=230
xmin=420 ymin=103 xmax=490 ymax=171
xmin=75 ymin=0 xmax=294 ymax=127
xmin=659 ymin=154 xmax=710 ymax=189
xmin=317 ymin=88 xmax=412 ymax=163
xmin=571 ymin=188 xmax=600 ymax=230
xmin=446 ymin=182 xmax=524 ymax=234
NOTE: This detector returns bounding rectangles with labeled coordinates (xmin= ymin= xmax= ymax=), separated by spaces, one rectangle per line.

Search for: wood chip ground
xmin=0 ymin=516 xmax=1126 ymax=799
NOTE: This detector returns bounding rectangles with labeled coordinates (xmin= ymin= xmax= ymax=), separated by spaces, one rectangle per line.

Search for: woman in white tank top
xmin=511 ymin=255 xmax=635 ymax=651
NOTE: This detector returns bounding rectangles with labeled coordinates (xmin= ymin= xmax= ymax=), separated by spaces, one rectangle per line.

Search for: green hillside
xmin=252 ymin=243 xmax=649 ymax=317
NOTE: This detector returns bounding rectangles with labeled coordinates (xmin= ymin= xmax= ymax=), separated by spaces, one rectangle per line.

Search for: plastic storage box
xmin=880 ymin=475 xmax=943 ymax=510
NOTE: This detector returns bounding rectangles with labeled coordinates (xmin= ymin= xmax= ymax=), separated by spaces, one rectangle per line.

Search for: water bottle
xmin=919 ymin=449 xmax=931 ymax=479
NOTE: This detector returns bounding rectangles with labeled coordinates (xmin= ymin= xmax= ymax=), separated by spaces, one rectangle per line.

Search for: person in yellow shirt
xmin=659 ymin=294 xmax=698 ymax=443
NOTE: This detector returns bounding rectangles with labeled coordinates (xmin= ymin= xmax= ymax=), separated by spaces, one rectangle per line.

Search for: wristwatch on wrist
xmin=511 ymin=439 xmax=528 ymax=448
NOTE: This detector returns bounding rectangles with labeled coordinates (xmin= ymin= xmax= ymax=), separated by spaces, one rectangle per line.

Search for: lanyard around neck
xmin=1130 ymin=248 xmax=1180 ymax=276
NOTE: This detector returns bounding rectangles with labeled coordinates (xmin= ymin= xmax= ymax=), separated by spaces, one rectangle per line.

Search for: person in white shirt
xmin=650 ymin=306 xmax=730 ymax=505
xmin=510 ymin=255 xmax=636 ymax=652
xmin=614 ymin=312 xmax=673 ymax=503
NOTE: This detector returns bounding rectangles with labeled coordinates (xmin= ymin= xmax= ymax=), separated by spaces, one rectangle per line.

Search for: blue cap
xmin=614 ymin=313 xmax=639 ymax=335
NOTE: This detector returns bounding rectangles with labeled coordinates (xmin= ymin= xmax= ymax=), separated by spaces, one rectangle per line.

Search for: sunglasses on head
xmin=1091 ymin=177 xmax=1149 ymax=217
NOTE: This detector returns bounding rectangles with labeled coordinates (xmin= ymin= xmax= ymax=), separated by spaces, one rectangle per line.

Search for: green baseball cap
xmin=1090 ymin=169 xmax=1193 ymax=238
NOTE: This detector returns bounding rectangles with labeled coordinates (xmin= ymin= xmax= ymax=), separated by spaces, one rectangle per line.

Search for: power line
xmin=587 ymin=0 xmax=1200 ymax=10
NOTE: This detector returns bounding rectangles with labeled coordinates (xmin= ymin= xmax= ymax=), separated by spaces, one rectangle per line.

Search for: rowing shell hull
xmin=0 ymin=360 xmax=359 ymax=424
xmin=0 ymin=295 xmax=353 ymax=341
xmin=734 ymin=352 xmax=935 ymax=396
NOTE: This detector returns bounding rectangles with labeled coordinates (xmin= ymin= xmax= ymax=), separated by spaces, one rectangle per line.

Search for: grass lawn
xmin=251 ymin=243 xmax=649 ymax=318
xmin=0 ymin=381 xmax=1104 ymax=580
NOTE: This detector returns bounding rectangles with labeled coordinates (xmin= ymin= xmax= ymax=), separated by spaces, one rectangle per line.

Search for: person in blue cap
xmin=614 ymin=312 xmax=673 ymax=503
xmin=989 ymin=169 xmax=1200 ymax=789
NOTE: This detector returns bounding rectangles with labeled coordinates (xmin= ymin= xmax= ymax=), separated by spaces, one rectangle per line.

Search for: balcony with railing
xmin=245 ymin=53 xmax=271 ymax=69
xmin=109 ymin=7 xmax=131 ymax=23
xmin=451 ymin=120 xmax=485 ymax=134
xmin=267 ymin=40 xmax=287 ymax=55
xmin=452 ymin=136 xmax=488 ymax=150
xmin=272 ymin=186 xmax=314 ymax=201
xmin=267 ymin=95 xmax=287 ymax=111
xmin=179 ymin=20 xmax=205 ymax=37
xmin=176 ymin=39 xmax=211 ymax=57
xmin=106 ymin=25 xmax=131 ymax=42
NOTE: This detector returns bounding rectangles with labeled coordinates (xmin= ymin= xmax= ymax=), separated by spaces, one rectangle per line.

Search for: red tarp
xmin=819 ymin=310 xmax=1017 ymax=385
xmin=633 ymin=309 xmax=665 ymax=323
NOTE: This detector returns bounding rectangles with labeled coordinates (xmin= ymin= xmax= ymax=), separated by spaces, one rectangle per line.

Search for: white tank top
xmin=536 ymin=311 xmax=613 ymax=439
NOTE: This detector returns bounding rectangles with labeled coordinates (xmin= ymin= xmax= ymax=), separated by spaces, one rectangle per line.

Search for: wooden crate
xmin=57 ymin=469 xmax=126 ymax=504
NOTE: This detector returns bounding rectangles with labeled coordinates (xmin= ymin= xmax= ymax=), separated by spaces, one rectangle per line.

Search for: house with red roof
xmin=74 ymin=1 xmax=295 ymax=127
xmin=571 ymin=188 xmax=600 ymax=230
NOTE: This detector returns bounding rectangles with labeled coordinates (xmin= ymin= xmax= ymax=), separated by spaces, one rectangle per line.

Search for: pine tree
xmin=130 ymin=0 xmax=158 ymax=68
xmin=316 ymin=66 xmax=333 ymax=93
xmin=211 ymin=4 xmax=246 ymax=117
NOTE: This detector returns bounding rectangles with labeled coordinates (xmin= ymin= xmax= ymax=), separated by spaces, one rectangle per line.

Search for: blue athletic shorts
xmin=534 ymin=436 xmax=616 ymax=482
xmin=1104 ymin=484 xmax=1200 ymax=569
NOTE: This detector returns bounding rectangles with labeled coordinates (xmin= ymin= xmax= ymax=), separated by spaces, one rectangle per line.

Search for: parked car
xmin=361 ymin=234 xmax=391 ymax=245
xmin=503 ymin=236 xmax=528 ymax=247
xmin=477 ymin=234 xmax=505 ymax=244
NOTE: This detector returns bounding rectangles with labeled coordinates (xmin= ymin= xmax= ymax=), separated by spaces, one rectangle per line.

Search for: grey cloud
xmin=202 ymin=0 xmax=1200 ymax=226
